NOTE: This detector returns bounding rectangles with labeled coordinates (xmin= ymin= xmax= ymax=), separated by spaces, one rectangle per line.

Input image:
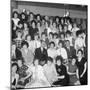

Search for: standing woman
xmin=12 ymin=11 xmax=20 ymax=30
xmin=76 ymin=49 xmax=87 ymax=85
xmin=21 ymin=41 xmax=34 ymax=66
xmin=22 ymin=22 xmax=29 ymax=40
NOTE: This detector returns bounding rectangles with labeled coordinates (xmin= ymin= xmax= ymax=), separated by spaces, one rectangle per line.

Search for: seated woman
xmin=66 ymin=57 xmax=80 ymax=85
xmin=43 ymin=57 xmax=57 ymax=85
xmin=53 ymin=56 xmax=69 ymax=86
xmin=11 ymin=63 xmax=19 ymax=90
xmin=17 ymin=59 xmax=32 ymax=88
xmin=25 ymin=58 xmax=50 ymax=88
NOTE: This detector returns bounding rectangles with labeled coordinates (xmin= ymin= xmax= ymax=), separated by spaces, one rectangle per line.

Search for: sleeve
xmin=62 ymin=48 xmax=68 ymax=59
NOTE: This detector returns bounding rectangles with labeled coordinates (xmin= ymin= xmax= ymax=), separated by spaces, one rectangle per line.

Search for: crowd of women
xmin=11 ymin=9 xmax=87 ymax=89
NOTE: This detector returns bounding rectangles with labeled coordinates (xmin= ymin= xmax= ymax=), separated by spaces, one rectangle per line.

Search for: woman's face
xmin=22 ymin=14 xmax=25 ymax=19
xmin=50 ymin=43 xmax=54 ymax=49
xmin=47 ymin=60 xmax=52 ymax=66
xmin=19 ymin=24 xmax=23 ymax=28
xmin=37 ymin=16 xmax=40 ymax=21
xmin=45 ymin=22 xmax=48 ymax=27
xmin=77 ymin=51 xmax=82 ymax=58
xmin=24 ymin=23 xmax=28 ymax=28
xmin=54 ymin=35 xmax=57 ymax=39
xmin=49 ymin=34 xmax=53 ymax=39
xmin=61 ymin=19 xmax=64 ymax=24
xmin=56 ymin=18 xmax=59 ymax=23
xmin=17 ymin=32 xmax=22 ymax=37
xmin=12 ymin=65 xmax=17 ymax=74
xmin=58 ymin=43 xmax=62 ymax=48
xmin=53 ymin=23 xmax=56 ymax=28
xmin=37 ymin=22 xmax=40 ymax=27
xmin=34 ymin=35 xmax=38 ymax=40
xmin=12 ymin=44 xmax=16 ymax=51
xmin=34 ymin=59 xmax=39 ymax=66
xmin=32 ymin=22 xmax=35 ymax=28
xmin=59 ymin=24 xmax=62 ymax=30
xmin=17 ymin=60 xmax=22 ymax=67
xmin=64 ymin=26 xmax=68 ymax=32
xmin=72 ymin=59 xmax=76 ymax=65
xmin=61 ymin=34 xmax=64 ymax=39
xmin=14 ymin=13 xmax=18 ymax=18
xmin=42 ymin=34 xmax=46 ymax=39
xmin=27 ymin=36 xmax=31 ymax=41
xmin=23 ymin=44 xmax=27 ymax=49
xmin=56 ymin=60 xmax=61 ymax=66
xmin=45 ymin=16 xmax=48 ymax=21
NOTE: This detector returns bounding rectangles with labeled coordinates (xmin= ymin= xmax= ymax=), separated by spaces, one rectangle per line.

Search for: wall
xmin=16 ymin=4 xmax=87 ymax=19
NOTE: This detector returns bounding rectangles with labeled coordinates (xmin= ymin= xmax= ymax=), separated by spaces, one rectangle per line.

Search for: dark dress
xmin=53 ymin=64 xmax=69 ymax=86
xmin=76 ymin=57 xmax=87 ymax=85
xmin=29 ymin=26 xmax=38 ymax=40
xmin=17 ymin=65 xmax=29 ymax=86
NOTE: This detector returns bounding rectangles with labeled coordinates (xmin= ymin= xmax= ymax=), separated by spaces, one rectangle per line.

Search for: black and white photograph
xmin=11 ymin=0 xmax=88 ymax=89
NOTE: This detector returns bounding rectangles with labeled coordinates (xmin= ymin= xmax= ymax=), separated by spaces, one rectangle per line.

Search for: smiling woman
xmin=11 ymin=0 xmax=88 ymax=89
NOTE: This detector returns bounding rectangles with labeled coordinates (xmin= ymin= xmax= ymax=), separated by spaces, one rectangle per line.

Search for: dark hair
xmin=58 ymin=40 xmax=63 ymax=45
xmin=66 ymin=30 xmax=71 ymax=35
xmin=23 ymin=22 xmax=29 ymax=28
xmin=49 ymin=32 xmax=54 ymax=37
xmin=18 ymin=21 xmax=23 ymax=25
xmin=36 ymin=14 xmax=41 ymax=20
xmin=12 ymin=63 xmax=18 ymax=72
xmin=12 ymin=11 xmax=19 ymax=18
xmin=77 ymin=49 xmax=83 ymax=55
xmin=41 ymin=32 xmax=46 ymax=36
xmin=21 ymin=41 xmax=29 ymax=48
xmin=17 ymin=57 xmax=25 ymax=64
xmin=60 ymin=32 xmax=65 ymax=37
xmin=76 ymin=30 xmax=82 ymax=37
xmin=49 ymin=41 xmax=55 ymax=47
xmin=45 ymin=21 xmax=50 ymax=27
xmin=56 ymin=56 xmax=63 ymax=63
xmin=54 ymin=33 xmax=58 ymax=38
xmin=33 ymin=58 xmax=39 ymax=65
xmin=20 ymin=12 xmax=26 ymax=18
xmin=25 ymin=34 xmax=31 ymax=40
xmin=47 ymin=57 xmax=53 ymax=63
xmin=31 ymin=20 xmax=37 ymax=26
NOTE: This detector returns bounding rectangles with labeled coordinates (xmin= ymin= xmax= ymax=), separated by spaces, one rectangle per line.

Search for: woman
xmin=53 ymin=56 xmax=69 ymax=86
xmin=25 ymin=35 xmax=33 ymax=52
xmin=11 ymin=43 xmax=22 ymax=60
xmin=12 ymin=63 xmax=19 ymax=90
xmin=14 ymin=30 xmax=23 ymax=49
xmin=67 ymin=58 xmax=80 ymax=85
xmin=52 ymin=22 xmax=58 ymax=34
xmin=47 ymin=42 xmax=57 ymax=63
xmin=25 ymin=58 xmax=50 ymax=88
xmin=17 ymin=59 xmax=32 ymax=88
xmin=37 ymin=21 xmax=42 ymax=38
xmin=22 ymin=22 xmax=29 ymax=40
xmin=76 ymin=49 xmax=87 ymax=85
xmin=29 ymin=20 xmax=38 ymax=40
xmin=21 ymin=41 xmax=34 ymax=66
xmin=12 ymin=11 xmax=20 ymax=30
xmin=43 ymin=57 xmax=57 ymax=85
